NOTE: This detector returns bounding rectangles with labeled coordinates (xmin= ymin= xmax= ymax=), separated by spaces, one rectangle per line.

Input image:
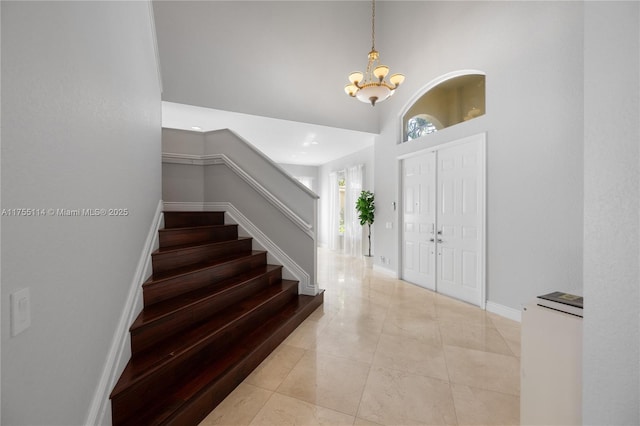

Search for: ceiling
xmin=152 ymin=1 xmax=412 ymax=165
xmin=162 ymin=101 xmax=376 ymax=166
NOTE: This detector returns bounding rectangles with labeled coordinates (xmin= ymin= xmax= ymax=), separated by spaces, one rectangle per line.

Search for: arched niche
xmin=401 ymin=71 xmax=486 ymax=142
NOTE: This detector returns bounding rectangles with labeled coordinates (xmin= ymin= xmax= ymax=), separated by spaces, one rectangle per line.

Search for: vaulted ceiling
xmin=152 ymin=1 xmax=414 ymax=164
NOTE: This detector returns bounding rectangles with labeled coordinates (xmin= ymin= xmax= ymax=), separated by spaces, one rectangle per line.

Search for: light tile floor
xmin=199 ymin=248 xmax=521 ymax=426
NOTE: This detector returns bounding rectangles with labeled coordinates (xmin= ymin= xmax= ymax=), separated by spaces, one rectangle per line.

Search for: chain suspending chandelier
xmin=344 ymin=0 xmax=405 ymax=106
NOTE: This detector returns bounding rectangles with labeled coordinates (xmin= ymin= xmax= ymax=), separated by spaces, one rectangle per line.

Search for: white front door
xmin=436 ymin=137 xmax=485 ymax=306
xmin=402 ymin=152 xmax=436 ymax=290
xmin=400 ymin=134 xmax=485 ymax=307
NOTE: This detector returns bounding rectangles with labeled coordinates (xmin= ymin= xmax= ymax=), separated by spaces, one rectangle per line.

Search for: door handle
xmin=437 ymin=239 xmax=443 ymax=243
xmin=429 ymin=238 xmax=435 ymax=242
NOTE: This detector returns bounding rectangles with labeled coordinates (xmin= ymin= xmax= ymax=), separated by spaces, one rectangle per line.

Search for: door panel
xmin=402 ymin=152 xmax=436 ymax=290
xmin=436 ymin=138 xmax=484 ymax=306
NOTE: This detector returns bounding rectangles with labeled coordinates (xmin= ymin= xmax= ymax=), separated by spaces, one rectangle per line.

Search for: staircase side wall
xmin=162 ymin=128 xmax=318 ymax=295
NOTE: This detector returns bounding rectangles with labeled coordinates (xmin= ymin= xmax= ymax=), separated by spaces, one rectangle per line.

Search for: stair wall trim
xmin=164 ymin=201 xmax=316 ymax=296
xmin=86 ymin=199 xmax=164 ymax=426
xmin=163 ymin=152 xmax=314 ymax=238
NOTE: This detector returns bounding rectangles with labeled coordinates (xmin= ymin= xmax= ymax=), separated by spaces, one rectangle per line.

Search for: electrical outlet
xmin=11 ymin=288 xmax=31 ymax=336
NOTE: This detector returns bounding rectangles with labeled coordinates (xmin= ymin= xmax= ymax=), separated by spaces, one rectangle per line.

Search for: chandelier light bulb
xmin=373 ymin=65 xmax=389 ymax=81
xmin=389 ymin=73 xmax=405 ymax=87
xmin=344 ymin=84 xmax=358 ymax=96
xmin=349 ymin=72 xmax=364 ymax=85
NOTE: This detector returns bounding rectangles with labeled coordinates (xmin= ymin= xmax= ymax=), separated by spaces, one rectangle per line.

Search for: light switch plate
xmin=11 ymin=288 xmax=31 ymax=336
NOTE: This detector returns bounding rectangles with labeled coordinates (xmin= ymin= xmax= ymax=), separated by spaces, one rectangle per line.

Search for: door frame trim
xmin=397 ymin=132 xmax=487 ymax=308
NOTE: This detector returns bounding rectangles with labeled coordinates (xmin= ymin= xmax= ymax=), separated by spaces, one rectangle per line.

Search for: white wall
xmin=278 ymin=163 xmax=319 ymax=193
xmin=1 ymin=2 xmax=162 ymax=425
xmin=318 ymin=146 xmax=375 ymax=249
xmin=372 ymin=1 xmax=584 ymax=311
xmin=583 ymin=2 xmax=640 ymax=424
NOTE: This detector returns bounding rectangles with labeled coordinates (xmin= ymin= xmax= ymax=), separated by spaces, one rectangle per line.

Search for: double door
xmin=402 ymin=135 xmax=485 ymax=307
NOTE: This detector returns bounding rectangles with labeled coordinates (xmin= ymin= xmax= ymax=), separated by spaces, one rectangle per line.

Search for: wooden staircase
xmin=110 ymin=211 xmax=323 ymax=425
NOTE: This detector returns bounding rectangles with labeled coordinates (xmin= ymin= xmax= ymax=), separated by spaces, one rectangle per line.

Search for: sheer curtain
xmin=345 ymin=164 xmax=363 ymax=257
xmin=328 ymin=172 xmax=339 ymax=251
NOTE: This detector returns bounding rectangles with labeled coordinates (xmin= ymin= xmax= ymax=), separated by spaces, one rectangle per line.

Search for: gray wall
xmin=583 ymin=2 xmax=640 ymax=424
xmin=373 ymin=1 xmax=584 ymax=310
xmin=1 ymin=2 xmax=162 ymax=425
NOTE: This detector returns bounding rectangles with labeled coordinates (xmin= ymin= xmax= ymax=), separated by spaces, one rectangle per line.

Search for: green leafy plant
xmin=355 ymin=190 xmax=375 ymax=257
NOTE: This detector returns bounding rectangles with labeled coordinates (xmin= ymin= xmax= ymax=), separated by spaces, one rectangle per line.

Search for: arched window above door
xmin=401 ymin=72 xmax=485 ymax=143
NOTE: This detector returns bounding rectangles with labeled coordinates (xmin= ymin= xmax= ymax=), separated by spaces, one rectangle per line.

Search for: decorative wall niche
xmin=401 ymin=73 xmax=485 ymax=142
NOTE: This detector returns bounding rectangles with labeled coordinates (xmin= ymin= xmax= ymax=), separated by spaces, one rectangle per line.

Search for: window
xmin=406 ymin=114 xmax=441 ymax=140
xmin=401 ymin=73 xmax=485 ymax=142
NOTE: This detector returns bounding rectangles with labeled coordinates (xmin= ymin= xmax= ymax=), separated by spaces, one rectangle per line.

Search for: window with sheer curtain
xmin=344 ymin=165 xmax=363 ymax=257
xmin=328 ymin=172 xmax=339 ymax=251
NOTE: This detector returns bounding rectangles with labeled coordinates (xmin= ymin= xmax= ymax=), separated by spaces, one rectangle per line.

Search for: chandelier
xmin=344 ymin=0 xmax=405 ymax=106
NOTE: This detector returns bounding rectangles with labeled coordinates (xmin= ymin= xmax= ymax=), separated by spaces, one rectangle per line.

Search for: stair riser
xmin=152 ymin=238 xmax=253 ymax=277
xmin=164 ymin=212 xmax=225 ymax=229
xmin=164 ymin=293 xmax=325 ymax=426
xmin=143 ymin=252 xmax=267 ymax=306
xmin=159 ymin=225 xmax=238 ymax=249
xmin=111 ymin=283 xmax=298 ymax=425
xmin=186 ymin=283 xmax=297 ymax=369
xmin=130 ymin=268 xmax=283 ymax=355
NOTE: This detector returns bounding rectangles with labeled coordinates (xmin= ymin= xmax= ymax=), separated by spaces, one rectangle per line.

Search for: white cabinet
xmin=521 ymin=303 xmax=582 ymax=425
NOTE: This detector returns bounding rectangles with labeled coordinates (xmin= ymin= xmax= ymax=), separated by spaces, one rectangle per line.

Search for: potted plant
xmin=355 ymin=190 xmax=375 ymax=257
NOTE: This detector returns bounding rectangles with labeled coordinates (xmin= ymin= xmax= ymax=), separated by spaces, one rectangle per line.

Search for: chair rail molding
xmin=162 ymin=152 xmax=314 ymax=237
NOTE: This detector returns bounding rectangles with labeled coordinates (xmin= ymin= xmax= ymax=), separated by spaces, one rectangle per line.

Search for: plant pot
xmin=363 ymin=255 xmax=373 ymax=268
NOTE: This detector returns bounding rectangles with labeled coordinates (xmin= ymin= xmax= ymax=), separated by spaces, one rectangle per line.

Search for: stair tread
xmin=144 ymin=250 xmax=267 ymax=284
xmin=158 ymin=224 xmax=237 ymax=234
xmin=153 ymin=236 xmax=252 ymax=254
xmin=111 ymin=279 xmax=298 ymax=397
xmin=158 ymin=224 xmax=239 ymax=248
xmin=119 ymin=293 xmax=323 ymax=426
xmin=131 ymin=264 xmax=282 ymax=331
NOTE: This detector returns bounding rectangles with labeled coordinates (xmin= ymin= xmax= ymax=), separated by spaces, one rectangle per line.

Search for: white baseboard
xmin=163 ymin=201 xmax=207 ymax=212
xmin=85 ymin=200 xmax=164 ymax=426
xmin=486 ymin=301 xmax=522 ymax=322
xmin=373 ymin=264 xmax=398 ymax=278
